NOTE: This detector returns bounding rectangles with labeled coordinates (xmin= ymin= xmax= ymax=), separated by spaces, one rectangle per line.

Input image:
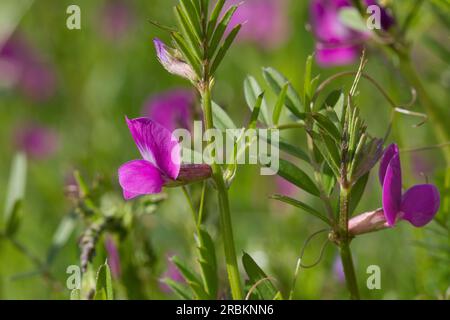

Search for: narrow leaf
xmin=277 ymin=159 xmax=321 ymax=197
xmin=94 ymin=262 xmax=114 ymax=300
xmin=271 ymin=194 xmax=331 ymax=225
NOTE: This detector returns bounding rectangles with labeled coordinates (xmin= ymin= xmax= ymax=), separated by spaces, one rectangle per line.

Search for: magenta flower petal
xmin=126 ymin=117 xmax=181 ymax=180
xmin=118 ymin=160 xmax=164 ymax=199
xmin=401 ymin=184 xmax=440 ymax=227
xmin=382 ymin=153 xmax=402 ymax=226
xmin=379 ymin=143 xmax=399 ymax=185
xmin=316 ymin=44 xmax=362 ymax=67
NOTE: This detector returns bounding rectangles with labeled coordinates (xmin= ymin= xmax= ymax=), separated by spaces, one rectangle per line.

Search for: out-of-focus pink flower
xmin=142 ymin=89 xmax=194 ymax=132
xmin=14 ymin=122 xmax=58 ymax=160
xmin=0 ymin=34 xmax=56 ymax=102
xmin=159 ymin=254 xmax=185 ymax=293
xmin=228 ymin=0 xmax=289 ymax=49
xmin=333 ymin=256 xmax=345 ymax=283
xmin=309 ymin=0 xmax=394 ymax=67
xmin=99 ymin=0 xmax=134 ymax=41
xmin=105 ymin=235 xmax=121 ymax=279
xmin=276 ymin=176 xmax=297 ymax=197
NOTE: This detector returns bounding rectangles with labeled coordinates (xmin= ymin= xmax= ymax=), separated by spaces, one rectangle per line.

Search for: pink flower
xmin=0 ymin=33 xmax=56 ymax=101
xmin=142 ymin=89 xmax=194 ymax=132
xmin=14 ymin=122 xmax=58 ymax=159
xmin=118 ymin=117 xmax=212 ymax=199
xmin=228 ymin=0 xmax=289 ymax=49
xmin=105 ymin=235 xmax=121 ymax=279
xmin=379 ymin=144 xmax=440 ymax=227
xmin=159 ymin=254 xmax=185 ymax=293
xmin=309 ymin=0 xmax=394 ymax=67
xmin=99 ymin=0 xmax=134 ymax=41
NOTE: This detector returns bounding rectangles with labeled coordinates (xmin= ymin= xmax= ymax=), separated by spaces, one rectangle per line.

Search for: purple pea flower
xmin=153 ymin=38 xmax=197 ymax=82
xmin=105 ymin=235 xmax=121 ymax=279
xmin=379 ymin=144 xmax=440 ymax=227
xmin=228 ymin=0 xmax=289 ymax=49
xmin=309 ymin=0 xmax=394 ymax=67
xmin=14 ymin=122 xmax=58 ymax=160
xmin=118 ymin=117 xmax=212 ymax=199
xmin=0 ymin=33 xmax=56 ymax=102
xmin=118 ymin=117 xmax=181 ymax=199
xmin=142 ymin=89 xmax=194 ymax=132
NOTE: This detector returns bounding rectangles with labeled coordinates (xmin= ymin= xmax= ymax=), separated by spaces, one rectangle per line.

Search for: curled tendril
xmin=289 ymin=228 xmax=330 ymax=299
xmin=313 ymin=71 xmax=425 ymax=127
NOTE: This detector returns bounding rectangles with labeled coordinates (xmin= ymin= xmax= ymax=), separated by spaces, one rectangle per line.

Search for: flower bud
xmin=348 ymin=209 xmax=389 ymax=236
xmin=153 ymin=38 xmax=197 ymax=82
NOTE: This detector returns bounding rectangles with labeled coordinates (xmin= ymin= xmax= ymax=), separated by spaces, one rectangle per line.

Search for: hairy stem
xmin=339 ymin=187 xmax=360 ymax=300
xmin=201 ymin=86 xmax=243 ymax=300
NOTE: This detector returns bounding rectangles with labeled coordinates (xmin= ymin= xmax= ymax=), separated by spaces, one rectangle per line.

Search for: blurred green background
xmin=0 ymin=0 xmax=448 ymax=300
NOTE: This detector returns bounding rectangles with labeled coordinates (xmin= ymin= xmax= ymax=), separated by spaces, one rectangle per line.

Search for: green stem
xmin=338 ymin=187 xmax=360 ymax=300
xmin=201 ymin=86 xmax=243 ymax=300
xmin=398 ymin=54 xmax=450 ymax=164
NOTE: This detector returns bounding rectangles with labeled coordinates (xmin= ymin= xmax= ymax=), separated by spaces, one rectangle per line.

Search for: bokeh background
xmin=0 ymin=0 xmax=448 ymax=300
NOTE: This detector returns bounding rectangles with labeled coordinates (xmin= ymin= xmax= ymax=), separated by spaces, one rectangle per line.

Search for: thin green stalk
xmin=398 ymin=55 xmax=450 ymax=164
xmin=201 ymin=86 xmax=243 ymax=300
xmin=338 ymin=187 xmax=360 ymax=300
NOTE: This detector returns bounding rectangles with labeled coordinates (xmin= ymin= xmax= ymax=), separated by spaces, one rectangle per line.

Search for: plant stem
xmin=338 ymin=187 xmax=360 ymax=300
xmin=201 ymin=86 xmax=243 ymax=300
xmin=398 ymin=55 xmax=450 ymax=164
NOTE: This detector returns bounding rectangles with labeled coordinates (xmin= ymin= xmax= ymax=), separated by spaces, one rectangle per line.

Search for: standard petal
xmin=382 ymin=153 xmax=402 ymax=226
xmin=379 ymin=143 xmax=399 ymax=185
xmin=401 ymin=184 xmax=440 ymax=227
xmin=118 ymin=160 xmax=164 ymax=199
xmin=126 ymin=117 xmax=181 ymax=179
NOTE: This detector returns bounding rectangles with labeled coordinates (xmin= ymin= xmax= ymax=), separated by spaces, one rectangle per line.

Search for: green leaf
xmin=162 ymin=278 xmax=193 ymax=300
xmin=303 ymin=54 xmax=315 ymax=111
xmin=180 ymin=0 xmax=202 ymax=39
xmin=312 ymin=113 xmax=341 ymax=142
xmin=277 ymin=159 xmax=320 ymax=197
xmin=94 ymin=262 xmax=114 ymax=300
xmin=172 ymin=256 xmax=209 ymax=299
xmin=349 ymin=173 xmax=369 ymax=215
xmin=5 ymin=199 xmax=22 ymax=237
xmin=319 ymin=89 xmax=344 ymax=112
xmin=208 ymin=5 xmax=238 ymax=59
xmin=212 ymin=101 xmax=236 ymax=130
xmin=242 ymin=252 xmax=279 ymax=300
xmin=207 ymin=0 xmax=226 ymax=38
xmin=272 ymin=83 xmax=288 ymax=125
xmin=3 ymin=153 xmax=27 ymax=230
xmin=174 ymin=5 xmax=202 ymax=57
xmin=338 ymin=7 xmax=369 ymax=33
xmin=244 ymin=76 xmax=271 ymax=125
xmin=249 ymin=92 xmax=265 ymax=129
xmin=262 ymin=67 xmax=304 ymax=119
xmin=271 ymin=194 xmax=331 ymax=225
xmin=210 ymin=23 xmax=241 ymax=74
xmin=197 ymin=228 xmax=218 ymax=298
xmin=322 ymin=163 xmax=337 ymax=196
